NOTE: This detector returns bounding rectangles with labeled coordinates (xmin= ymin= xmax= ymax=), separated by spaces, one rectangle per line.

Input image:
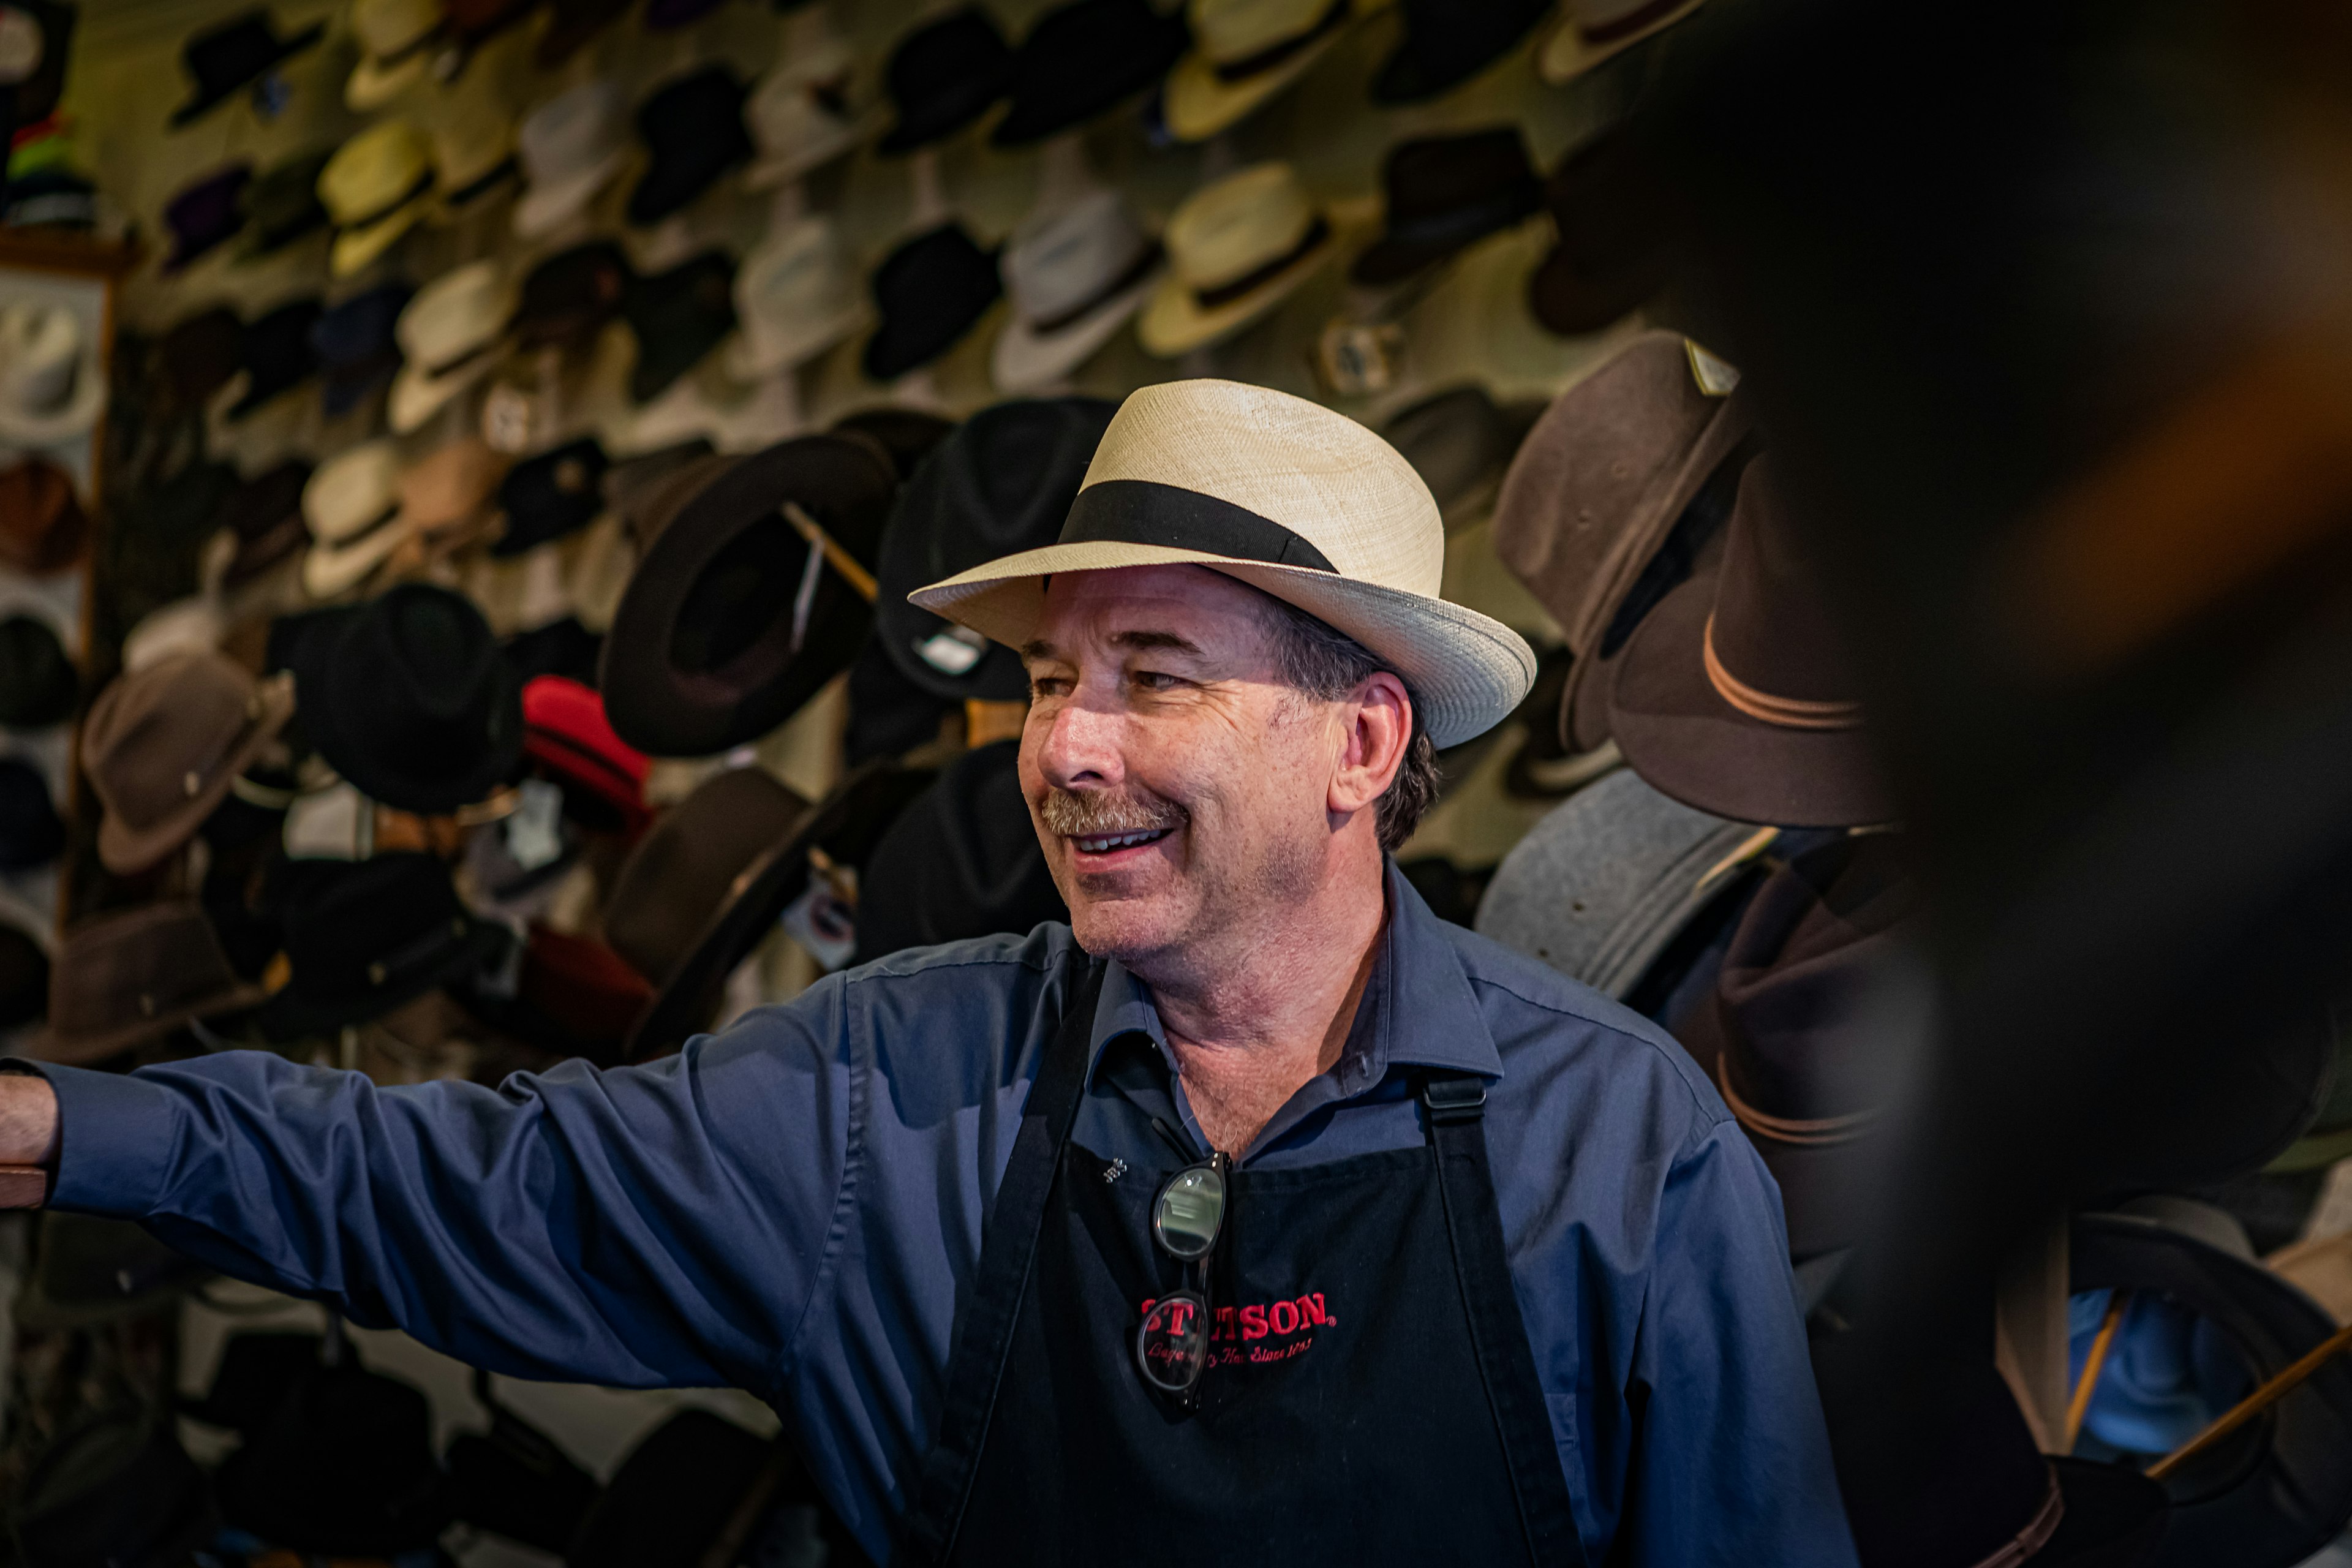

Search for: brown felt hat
xmin=0 ymin=456 xmax=89 ymax=576
xmin=1674 ymin=832 xmax=1916 ymax=1259
xmin=1492 ymin=331 xmax=1752 ymax=752
xmin=1605 ymin=453 xmax=1892 ymax=827
xmin=84 ymin=653 xmax=296 ymax=874
xmin=601 ymin=764 xmax=810 ymax=989
xmin=30 ymin=901 xmax=270 ymax=1065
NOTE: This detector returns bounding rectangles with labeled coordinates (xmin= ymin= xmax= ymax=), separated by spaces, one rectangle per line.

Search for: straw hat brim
xmin=742 ymin=110 xmax=878 ymax=191
xmin=303 ymin=516 xmax=420 ymax=600
xmin=388 ymin=348 xmax=501 ymax=435
xmin=722 ymin=298 xmax=871 ymax=382
xmin=1537 ymin=0 xmax=1705 ymax=83
xmin=0 ymin=353 xmax=105 ymax=444
xmin=993 ymin=265 xmax=1160 ymax=394
xmin=911 ymin=541 xmax=1537 ymax=748
xmin=331 ymin=194 xmax=433 ymax=279
xmin=513 ymin=146 xmax=628 ymax=240
xmin=1136 ymin=228 xmax=1336 ymax=358
xmin=1163 ymin=28 xmax=1351 ymax=143
xmin=347 ymin=51 xmax=430 ymax=111
xmin=94 ymin=674 xmax=295 ymax=874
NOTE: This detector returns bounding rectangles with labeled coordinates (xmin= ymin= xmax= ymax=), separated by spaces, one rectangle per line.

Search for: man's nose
xmin=1031 ymin=692 xmax=1127 ymax=791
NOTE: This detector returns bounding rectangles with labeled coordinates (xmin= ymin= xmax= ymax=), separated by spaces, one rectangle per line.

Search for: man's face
xmin=1019 ymin=564 xmax=1336 ymax=967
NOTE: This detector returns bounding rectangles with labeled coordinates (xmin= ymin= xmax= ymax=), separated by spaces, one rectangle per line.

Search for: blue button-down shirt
xmin=30 ymin=863 xmax=1854 ymax=1566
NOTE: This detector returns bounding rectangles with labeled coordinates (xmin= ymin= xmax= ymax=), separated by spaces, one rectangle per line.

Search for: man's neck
xmin=1132 ymin=853 xmax=1389 ymax=1157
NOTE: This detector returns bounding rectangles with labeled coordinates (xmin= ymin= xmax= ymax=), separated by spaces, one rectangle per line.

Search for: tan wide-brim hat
xmin=1163 ymin=0 xmax=1365 ymax=143
xmin=1537 ymin=0 xmax=1705 ymax=83
xmin=910 ymin=378 xmax=1537 ymax=748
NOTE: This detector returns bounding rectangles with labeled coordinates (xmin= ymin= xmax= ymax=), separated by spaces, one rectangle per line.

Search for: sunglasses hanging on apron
xmin=896 ymin=962 xmax=1589 ymax=1567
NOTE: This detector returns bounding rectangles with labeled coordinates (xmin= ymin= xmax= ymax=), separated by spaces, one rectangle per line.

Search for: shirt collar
xmin=1084 ymin=858 xmax=1504 ymax=1090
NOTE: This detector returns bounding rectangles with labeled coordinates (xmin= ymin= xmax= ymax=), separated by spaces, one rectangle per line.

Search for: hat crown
xmin=83 ymin=652 xmax=258 ymax=840
xmin=747 ymin=34 xmax=854 ymax=147
xmin=0 ymin=301 xmax=77 ymax=410
xmin=1191 ymin=0 xmax=1330 ymax=60
xmin=887 ymin=9 xmax=1012 ymax=106
xmin=641 ymin=64 xmax=744 ymax=149
xmin=51 ymin=901 xmax=242 ymax=1042
xmin=605 ymin=766 xmax=808 ymax=982
xmin=318 ymin=119 xmax=431 ymax=220
xmin=398 ymin=438 xmax=505 ymax=530
xmin=520 ymin=78 xmax=623 ymax=179
xmin=352 ymin=0 xmax=436 ymax=55
xmin=1381 ymin=125 xmax=1536 ymax=222
xmin=1080 ymin=378 xmax=1444 ymax=595
xmin=1707 ymin=455 xmax=1860 ymax=710
xmin=279 ymin=853 xmax=472 ymax=998
xmin=399 ymin=260 xmax=510 ymax=363
xmin=1165 ymin=162 xmax=1315 ymax=290
xmin=1004 ymin=189 xmax=1152 ymax=322
xmin=186 ymin=12 xmax=285 ymax=83
xmin=304 ymin=440 xmax=401 ymax=541
xmin=311 ymin=283 xmax=409 ymax=364
xmin=738 ymin=216 xmax=853 ymax=323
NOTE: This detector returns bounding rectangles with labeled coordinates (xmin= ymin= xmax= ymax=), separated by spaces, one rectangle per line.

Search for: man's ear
xmin=1327 ymin=671 xmax=1411 ymax=818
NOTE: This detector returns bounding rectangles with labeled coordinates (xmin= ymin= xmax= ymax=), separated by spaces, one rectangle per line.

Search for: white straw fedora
xmin=388 ymin=260 xmax=512 ymax=434
xmin=910 ymin=378 xmax=1536 ymax=747
xmin=346 ymin=0 xmax=441 ymax=110
xmin=722 ymin=213 xmax=870 ymax=381
xmin=1137 ymin=162 xmax=1340 ymax=358
xmin=1163 ymin=0 xmax=1366 ymax=144
xmin=993 ymin=187 xmax=1163 ymax=394
xmin=1538 ymin=0 xmax=1705 ymax=83
xmin=513 ymin=78 xmax=629 ymax=241
xmin=0 ymin=301 xmax=103 ymax=444
xmin=301 ymin=440 xmax=405 ymax=599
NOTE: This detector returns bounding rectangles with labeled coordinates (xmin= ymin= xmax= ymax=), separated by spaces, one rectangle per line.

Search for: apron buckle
xmin=1421 ymin=1075 xmax=1488 ymax=1125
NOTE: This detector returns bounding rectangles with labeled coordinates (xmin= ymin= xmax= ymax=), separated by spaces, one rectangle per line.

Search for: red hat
xmin=521 ymin=675 xmax=651 ymax=835
xmin=518 ymin=924 xmax=653 ymax=1062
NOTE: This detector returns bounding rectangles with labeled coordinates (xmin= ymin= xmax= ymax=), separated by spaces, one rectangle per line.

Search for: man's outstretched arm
xmin=0 ymin=982 xmax=858 ymax=1397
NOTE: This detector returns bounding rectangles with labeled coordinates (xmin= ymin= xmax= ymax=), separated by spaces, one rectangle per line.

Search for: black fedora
xmin=162 ymin=162 xmax=252 ymax=272
xmin=1352 ymin=126 xmax=1544 ymax=287
xmin=286 ymin=583 xmax=522 ymax=813
xmin=255 ymin=854 xmax=516 ymax=1040
xmin=1370 ymin=0 xmax=1547 ymax=103
xmin=878 ymin=7 xmax=1014 ymax=154
xmin=169 ymin=8 xmax=325 ymax=127
xmin=0 ymin=757 xmax=61 ymax=869
xmin=600 ymin=432 xmax=898 ymax=757
xmin=218 ymin=457 xmax=315 ymax=588
xmin=874 ymin=395 xmax=1115 ymax=703
xmin=862 ymin=222 xmax=1002 ymax=382
xmin=852 ymin=739 xmax=1066 ymax=963
xmin=311 ymin=281 xmax=412 ymax=419
xmin=495 ymin=435 xmax=608 ymax=557
xmin=623 ymin=249 xmax=737 ymax=404
xmin=626 ymin=759 xmax=937 ymax=1060
xmin=993 ymin=0 xmax=1188 ymax=146
xmin=832 ymin=405 xmax=956 ymax=479
xmin=1529 ymin=125 xmax=1675 ymax=337
xmin=514 ymin=239 xmax=633 ymax=353
xmin=0 ymin=611 xmax=75 ymax=728
xmin=627 ymin=66 xmax=753 ymax=227
xmin=505 ymin=616 xmax=603 ymax=687
xmin=238 ymin=145 xmax=332 ymax=258
xmin=227 ymin=295 xmax=322 ymax=421
xmin=2070 ymin=1198 xmax=2352 ymax=1567
xmin=846 ymin=630 xmax=961 ymax=766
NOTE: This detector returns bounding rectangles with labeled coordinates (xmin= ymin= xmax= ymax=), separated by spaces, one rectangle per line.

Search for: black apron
xmin=895 ymin=963 xmax=1588 ymax=1566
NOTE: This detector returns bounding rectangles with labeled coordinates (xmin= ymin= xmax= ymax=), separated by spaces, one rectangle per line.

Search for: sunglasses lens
xmin=1153 ymin=1163 xmax=1225 ymax=1261
xmin=1136 ymin=1291 xmax=1210 ymax=1392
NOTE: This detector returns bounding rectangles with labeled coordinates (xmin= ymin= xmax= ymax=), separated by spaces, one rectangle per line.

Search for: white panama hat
xmin=0 ymin=301 xmax=103 ymax=444
xmin=910 ymin=378 xmax=1537 ymax=748
xmin=301 ymin=439 xmax=408 ymax=599
xmin=513 ymin=78 xmax=629 ymax=241
xmin=993 ymin=187 xmax=1163 ymax=395
xmin=1163 ymin=0 xmax=1365 ymax=144
xmin=1137 ymin=162 xmax=1340 ymax=358
xmin=741 ymin=23 xmax=876 ymax=190
xmin=388 ymin=260 xmax=512 ymax=435
xmin=1537 ymin=0 xmax=1706 ymax=83
xmin=721 ymin=213 xmax=870 ymax=381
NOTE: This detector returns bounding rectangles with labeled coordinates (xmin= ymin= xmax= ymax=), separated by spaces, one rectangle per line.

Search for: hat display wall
xmin=1539 ymin=0 xmax=1706 ymax=83
xmin=994 ymin=0 xmax=1188 ymax=147
xmin=1492 ymin=331 xmax=1752 ymax=749
xmin=30 ymin=902 xmax=269 ymax=1065
xmin=1163 ymin=0 xmax=1359 ymax=143
xmin=514 ymin=78 xmax=629 ymax=241
xmin=513 ymin=239 xmax=631 ymax=352
xmin=833 ymin=405 xmax=955 ymax=480
xmin=622 ymin=249 xmax=736 ymax=404
xmin=877 ymin=7 xmax=1014 ymax=154
xmin=1371 ymin=0 xmax=1547 ymax=103
xmin=2070 ymin=1200 xmax=2352 ymax=1567
xmin=0 ymin=457 xmax=86 ymax=575
xmin=863 ymin=222 xmax=1002 ymax=382
xmin=851 ymin=739 xmax=1067 ymax=963
xmin=169 ymin=9 xmax=325 ymax=127
xmin=237 ymin=147 xmax=332 ymax=260
xmin=913 ymin=378 xmax=1537 ymax=748
xmin=227 ymin=296 xmax=322 ymax=421
xmin=256 ymin=854 xmax=513 ymax=1041
xmin=1605 ymin=453 xmax=1894 ymax=827
xmin=301 ymin=439 xmax=404 ymax=598
xmin=1529 ymin=126 xmax=1673 ymax=337
xmin=0 ymin=612 xmax=74 ymax=728
xmin=347 ymin=0 xmax=442 ymax=109
xmin=1352 ymin=126 xmax=1543 ymax=287
xmin=83 ymin=652 xmax=296 ymax=874
xmin=1137 ymin=162 xmax=1338 ymax=356
xmin=603 ymin=763 xmax=809 ymax=987
xmin=162 ymin=163 xmax=253 ymax=272
xmin=0 ymin=300 xmax=101 ymax=442
xmin=742 ymin=20 xmax=873 ymax=189
xmin=318 ymin=118 xmax=437 ymax=279
xmin=993 ymin=189 xmax=1163 ymax=394
xmin=389 ymin=260 xmax=512 ymax=434
xmin=627 ymin=66 xmax=752 ymax=228
xmin=285 ymin=582 xmax=521 ymax=813
xmin=724 ymin=214 xmax=868 ymax=380
xmin=311 ymin=281 xmax=413 ymax=418
xmin=600 ymin=431 xmax=896 ymax=756
xmin=0 ymin=758 xmax=60 ymax=869
xmin=877 ymin=396 xmax=1117 ymax=703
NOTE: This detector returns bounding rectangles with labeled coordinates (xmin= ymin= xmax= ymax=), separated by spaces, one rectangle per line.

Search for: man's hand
xmin=0 ymin=1074 xmax=59 ymax=1205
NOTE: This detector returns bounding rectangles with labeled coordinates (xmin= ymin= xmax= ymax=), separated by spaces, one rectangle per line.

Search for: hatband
xmin=1060 ymin=480 xmax=1335 ymax=571
xmin=1702 ymin=613 xmax=1865 ymax=731
xmin=1210 ymin=0 xmax=1346 ymax=80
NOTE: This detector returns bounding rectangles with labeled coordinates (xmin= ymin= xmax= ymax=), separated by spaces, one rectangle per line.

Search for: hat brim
xmin=722 ymin=299 xmax=872 ymax=382
xmin=0 ymin=354 xmax=105 ymax=444
xmin=910 ymin=541 xmax=1537 ymax=750
xmin=28 ymin=979 xmax=272 ymax=1066
xmin=169 ymin=23 xmax=327 ymax=126
xmin=388 ymin=348 xmax=501 ymax=435
xmin=95 ymin=673 xmax=295 ymax=875
xmin=1163 ymin=28 xmax=1349 ymax=143
xmin=347 ymin=50 xmax=430 ymax=112
xmin=254 ymin=919 xmax=514 ymax=1043
xmin=331 ymin=194 xmax=432 ymax=279
xmin=1538 ymin=0 xmax=1705 ymax=84
xmin=1604 ymin=567 xmax=1896 ymax=828
xmin=303 ymin=517 xmax=419 ymax=600
xmin=742 ymin=110 xmax=879 ymax=190
xmin=1136 ymin=227 xmax=1336 ymax=358
xmin=861 ymin=291 xmax=1003 ymax=385
xmin=513 ymin=147 xmax=629 ymax=241
xmin=992 ymin=265 xmax=1160 ymax=395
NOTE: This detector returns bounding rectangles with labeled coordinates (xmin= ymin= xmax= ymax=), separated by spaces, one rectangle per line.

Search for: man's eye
xmin=1030 ymin=675 xmax=1072 ymax=698
xmin=1133 ymin=670 xmax=1181 ymax=692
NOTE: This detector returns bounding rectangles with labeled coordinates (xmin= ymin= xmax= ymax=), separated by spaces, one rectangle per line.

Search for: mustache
xmin=1039 ymin=788 xmax=1188 ymax=838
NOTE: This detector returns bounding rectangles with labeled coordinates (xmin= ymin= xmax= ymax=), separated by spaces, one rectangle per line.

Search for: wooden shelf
xmin=0 ymin=227 xmax=142 ymax=280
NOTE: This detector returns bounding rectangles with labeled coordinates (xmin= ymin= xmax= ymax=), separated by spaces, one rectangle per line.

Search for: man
xmin=0 ymin=381 xmax=1853 ymax=1565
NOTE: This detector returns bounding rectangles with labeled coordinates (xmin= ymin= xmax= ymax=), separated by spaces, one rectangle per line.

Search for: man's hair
xmin=1254 ymin=592 xmax=1440 ymax=853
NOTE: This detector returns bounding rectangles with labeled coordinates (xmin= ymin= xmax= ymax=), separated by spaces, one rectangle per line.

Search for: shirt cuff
xmin=9 ymin=1061 xmax=178 ymax=1216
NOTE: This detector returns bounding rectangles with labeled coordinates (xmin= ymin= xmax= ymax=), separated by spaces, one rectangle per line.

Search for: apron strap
xmin=1422 ymin=1072 xmax=1593 ymax=1567
xmin=896 ymin=956 xmax=1107 ymax=1567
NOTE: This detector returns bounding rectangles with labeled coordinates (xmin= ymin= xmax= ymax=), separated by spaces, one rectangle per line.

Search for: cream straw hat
xmin=346 ymin=0 xmax=440 ymax=110
xmin=318 ymin=119 xmax=436 ymax=279
xmin=1137 ymin=162 xmax=1339 ymax=357
xmin=388 ymin=260 xmax=513 ymax=434
xmin=910 ymin=378 xmax=1536 ymax=747
xmin=1163 ymin=0 xmax=1366 ymax=143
